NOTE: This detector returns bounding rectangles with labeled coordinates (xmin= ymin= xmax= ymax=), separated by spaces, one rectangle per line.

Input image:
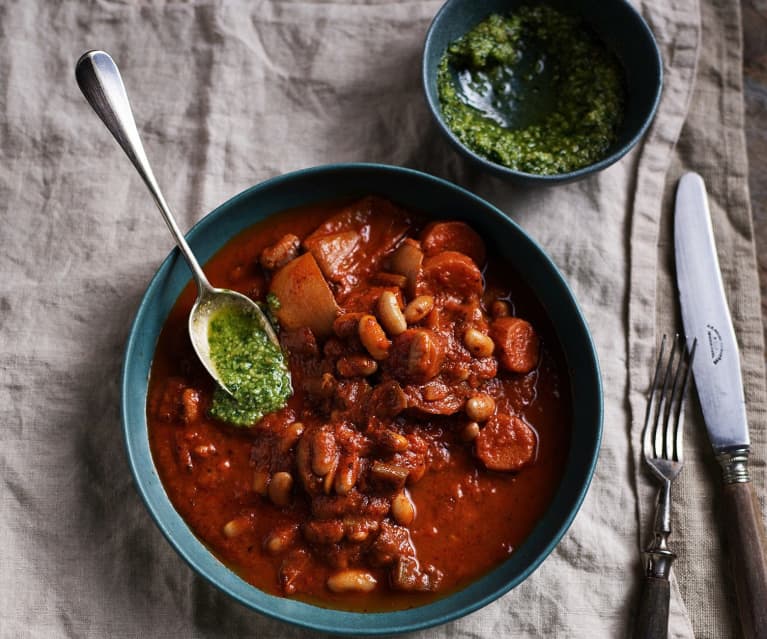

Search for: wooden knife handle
xmin=634 ymin=576 xmax=670 ymax=639
xmin=722 ymin=480 xmax=767 ymax=639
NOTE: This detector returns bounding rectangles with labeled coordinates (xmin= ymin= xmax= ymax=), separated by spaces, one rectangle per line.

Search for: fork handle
xmin=634 ymin=576 xmax=670 ymax=639
xmin=721 ymin=480 xmax=767 ymax=639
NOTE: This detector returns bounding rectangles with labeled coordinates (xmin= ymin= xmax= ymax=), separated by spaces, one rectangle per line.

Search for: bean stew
xmin=147 ymin=196 xmax=571 ymax=611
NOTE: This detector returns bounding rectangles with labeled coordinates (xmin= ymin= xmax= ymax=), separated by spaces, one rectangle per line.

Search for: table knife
xmin=674 ymin=172 xmax=767 ymax=639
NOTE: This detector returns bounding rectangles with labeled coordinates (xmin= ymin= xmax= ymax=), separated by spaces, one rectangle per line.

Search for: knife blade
xmin=674 ymin=172 xmax=748 ymax=452
xmin=674 ymin=171 xmax=767 ymax=639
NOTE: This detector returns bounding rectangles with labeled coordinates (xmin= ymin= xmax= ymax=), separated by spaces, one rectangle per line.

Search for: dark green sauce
xmin=208 ymin=306 xmax=292 ymax=427
xmin=437 ymin=6 xmax=625 ymax=175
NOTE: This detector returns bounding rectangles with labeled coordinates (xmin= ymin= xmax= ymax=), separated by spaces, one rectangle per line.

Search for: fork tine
xmin=642 ymin=335 xmax=696 ymax=464
xmin=671 ymin=338 xmax=697 ymax=463
xmin=665 ymin=336 xmax=686 ymax=461
xmin=643 ymin=335 xmax=667 ymax=459
xmin=655 ymin=336 xmax=679 ymax=459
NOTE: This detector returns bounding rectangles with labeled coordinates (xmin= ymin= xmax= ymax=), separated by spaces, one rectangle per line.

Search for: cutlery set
xmin=635 ymin=173 xmax=767 ymax=638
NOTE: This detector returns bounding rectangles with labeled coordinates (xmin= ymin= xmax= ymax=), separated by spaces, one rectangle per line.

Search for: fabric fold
xmin=629 ymin=0 xmax=701 ymax=636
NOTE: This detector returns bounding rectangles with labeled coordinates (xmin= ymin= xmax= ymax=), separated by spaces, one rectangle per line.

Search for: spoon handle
xmin=75 ymin=50 xmax=212 ymax=294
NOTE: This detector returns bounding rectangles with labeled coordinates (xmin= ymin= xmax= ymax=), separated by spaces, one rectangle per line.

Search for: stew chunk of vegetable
xmin=269 ymin=252 xmax=339 ymax=338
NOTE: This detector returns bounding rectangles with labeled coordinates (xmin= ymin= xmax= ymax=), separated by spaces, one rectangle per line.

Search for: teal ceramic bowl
xmin=121 ymin=163 xmax=602 ymax=634
xmin=423 ymin=0 xmax=663 ymax=185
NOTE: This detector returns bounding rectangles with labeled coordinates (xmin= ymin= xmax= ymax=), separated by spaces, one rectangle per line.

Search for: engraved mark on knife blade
xmin=706 ymin=324 xmax=723 ymax=364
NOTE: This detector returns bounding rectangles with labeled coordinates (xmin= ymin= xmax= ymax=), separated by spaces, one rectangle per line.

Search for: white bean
xmin=390 ymin=240 xmax=423 ymax=294
xmin=264 ymin=527 xmax=295 ymax=555
xmin=464 ymin=328 xmax=495 ymax=358
xmin=268 ymin=471 xmax=293 ymax=506
xmin=404 ymin=295 xmax=435 ymax=324
xmin=358 ymin=314 xmax=391 ymax=360
xmin=391 ymin=489 xmax=416 ymax=527
xmin=377 ymin=291 xmax=407 ymax=336
xmin=311 ymin=429 xmax=338 ymax=477
xmin=466 ymin=394 xmax=496 ymax=422
xmin=278 ymin=422 xmax=304 ymax=453
xmin=460 ymin=421 xmax=481 ymax=442
xmin=336 ymin=354 xmax=378 ymax=377
xmin=223 ymin=516 xmax=251 ymax=538
xmin=327 ymin=569 xmax=378 ymax=593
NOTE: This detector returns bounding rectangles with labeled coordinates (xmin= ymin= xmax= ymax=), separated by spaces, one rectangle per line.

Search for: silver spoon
xmin=75 ymin=50 xmax=280 ymax=395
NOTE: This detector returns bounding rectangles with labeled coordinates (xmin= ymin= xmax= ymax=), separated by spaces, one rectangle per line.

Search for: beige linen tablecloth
xmin=1 ymin=1 xmax=765 ymax=637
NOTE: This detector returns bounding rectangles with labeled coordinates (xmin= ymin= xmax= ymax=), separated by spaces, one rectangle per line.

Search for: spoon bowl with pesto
xmin=76 ymin=51 xmax=291 ymax=420
xmin=423 ymin=0 xmax=663 ymax=184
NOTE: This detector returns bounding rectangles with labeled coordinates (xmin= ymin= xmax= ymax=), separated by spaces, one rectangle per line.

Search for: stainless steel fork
xmin=634 ymin=334 xmax=696 ymax=639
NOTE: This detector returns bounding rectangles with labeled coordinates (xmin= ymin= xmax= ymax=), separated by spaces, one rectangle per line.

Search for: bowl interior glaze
xmin=122 ymin=164 xmax=603 ymax=635
xmin=422 ymin=0 xmax=663 ymax=184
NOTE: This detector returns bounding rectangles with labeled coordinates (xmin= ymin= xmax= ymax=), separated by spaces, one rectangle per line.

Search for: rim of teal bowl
xmin=422 ymin=0 xmax=664 ymax=183
xmin=121 ymin=162 xmax=603 ymax=635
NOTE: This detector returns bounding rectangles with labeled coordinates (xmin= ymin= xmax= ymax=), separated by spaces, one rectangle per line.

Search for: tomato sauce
xmin=147 ymin=197 xmax=571 ymax=611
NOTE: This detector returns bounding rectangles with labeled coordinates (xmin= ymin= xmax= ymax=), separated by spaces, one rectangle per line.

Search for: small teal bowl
xmin=423 ymin=0 xmax=663 ymax=185
xmin=121 ymin=163 xmax=602 ymax=634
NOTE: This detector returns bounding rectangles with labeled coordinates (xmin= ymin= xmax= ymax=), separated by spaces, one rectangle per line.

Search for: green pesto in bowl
xmin=437 ymin=6 xmax=625 ymax=175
